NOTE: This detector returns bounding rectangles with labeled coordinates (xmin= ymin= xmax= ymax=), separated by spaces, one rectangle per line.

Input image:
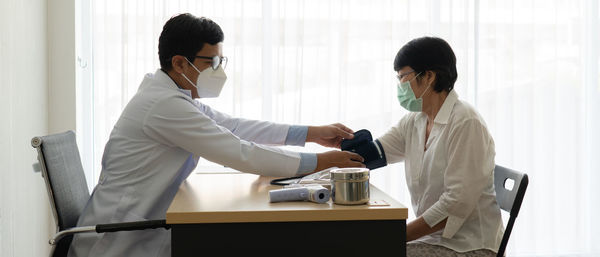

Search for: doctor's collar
xmin=158 ymin=69 xmax=193 ymax=98
xmin=161 ymin=68 xmax=184 ymax=89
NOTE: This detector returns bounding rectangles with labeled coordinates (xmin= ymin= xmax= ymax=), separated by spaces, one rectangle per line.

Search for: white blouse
xmin=378 ymin=90 xmax=504 ymax=253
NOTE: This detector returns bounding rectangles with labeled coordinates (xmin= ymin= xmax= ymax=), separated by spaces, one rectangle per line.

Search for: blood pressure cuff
xmin=341 ymin=129 xmax=387 ymax=170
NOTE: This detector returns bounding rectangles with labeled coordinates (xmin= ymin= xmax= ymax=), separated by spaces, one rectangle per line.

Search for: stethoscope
xmin=269 ymin=175 xmax=306 ymax=186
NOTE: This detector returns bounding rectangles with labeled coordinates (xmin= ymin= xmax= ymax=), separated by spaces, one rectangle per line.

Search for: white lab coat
xmin=377 ymin=90 xmax=503 ymax=253
xmin=68 ymin=69 xmax=305 ymax=257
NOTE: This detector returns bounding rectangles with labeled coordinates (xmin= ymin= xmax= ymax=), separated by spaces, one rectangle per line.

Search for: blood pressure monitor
xmin=341 ymin=129 xmax=387 ymax=170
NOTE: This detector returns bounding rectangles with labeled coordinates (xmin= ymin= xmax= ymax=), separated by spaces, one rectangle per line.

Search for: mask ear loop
xmin=418 ymin=83 xmax=432 ymax=99
xmin=181 ymin=57 xmax=202 ymax=91
xmin=180 ymin=72 xmax=196 ymax=88
xmin=184 ymin=57 xmax=202 ymax=74
xmin=415 ymin=72 xmax=433 ymax=99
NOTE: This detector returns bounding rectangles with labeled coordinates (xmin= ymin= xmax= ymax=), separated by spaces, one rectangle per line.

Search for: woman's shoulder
xmin=396 ymin=111 xmax=422 ymax=128
xmin=450 ymin=99 xmax=489 ymax=128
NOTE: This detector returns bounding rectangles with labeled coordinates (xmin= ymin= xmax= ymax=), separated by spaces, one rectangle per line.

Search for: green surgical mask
xmin=396 ymin=72 xmax=430 ymax=112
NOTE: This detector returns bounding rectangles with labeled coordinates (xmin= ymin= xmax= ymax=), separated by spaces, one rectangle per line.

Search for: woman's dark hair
xmin=393 ymin=37 xmax=457 ymax=92
xmin=158 ymin=13 xmax=224 ymax=71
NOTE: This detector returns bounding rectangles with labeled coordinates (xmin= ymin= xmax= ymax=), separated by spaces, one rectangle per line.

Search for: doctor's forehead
xmin=398 ymin=66 xmax=413 ymax=74
xmin=196 ymin=42 xmax=223 ymax=56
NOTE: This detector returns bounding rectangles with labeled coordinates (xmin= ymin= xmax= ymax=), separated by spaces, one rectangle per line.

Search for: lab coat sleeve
xmin=143 ymin=96 xmax=302 ymax=177
xmin=421 ymin=118 xmax=495 ymax=238
xmin=376 ymin=115 xmax=410 ymax=164
xmin=194 ymin=100 xmax=299 ymax=146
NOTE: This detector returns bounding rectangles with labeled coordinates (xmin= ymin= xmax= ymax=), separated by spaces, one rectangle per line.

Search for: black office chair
xmin=31 ymin=130 xmax=170 ymax=257
xmin=494 ymin=165 xmax=529 ymax=257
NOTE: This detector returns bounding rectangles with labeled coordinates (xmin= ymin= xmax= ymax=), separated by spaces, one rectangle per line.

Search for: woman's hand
xmin=407 ymin=216 xmax=447 ymax=242
xmin=307 ymin=123 xmax=355 ymax=149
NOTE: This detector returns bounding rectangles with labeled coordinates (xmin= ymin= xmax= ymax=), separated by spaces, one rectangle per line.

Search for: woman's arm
xmin=407 ymin=216 xmax=448 ymax=242
xmin=376 ymin=115 xmax=412 ymax=164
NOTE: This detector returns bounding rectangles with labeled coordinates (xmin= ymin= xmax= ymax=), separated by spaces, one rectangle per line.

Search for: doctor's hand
xmin=315 ymin=150 xmax=365 ymax=172
xmin=307 ymin=123 xmax=355 ymax=149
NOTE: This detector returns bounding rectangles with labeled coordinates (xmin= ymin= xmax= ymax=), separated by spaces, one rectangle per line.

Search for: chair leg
xmin=48 ymin=244 xmax=56 ymax=257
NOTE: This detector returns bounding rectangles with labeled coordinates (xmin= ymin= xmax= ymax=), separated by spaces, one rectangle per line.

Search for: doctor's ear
xmin=423 ymin=70 xmax=437 ymax=87
xmin=170 ymin=55 xmax=189 ymax=73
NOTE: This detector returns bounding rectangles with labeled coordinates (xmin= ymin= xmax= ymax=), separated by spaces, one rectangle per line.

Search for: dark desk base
xmin=172 ymin=219 xmax=406 ymax=256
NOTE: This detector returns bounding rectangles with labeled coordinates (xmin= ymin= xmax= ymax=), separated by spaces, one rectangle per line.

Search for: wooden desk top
xmin=166 ymin=172 xmax=408 ymax=224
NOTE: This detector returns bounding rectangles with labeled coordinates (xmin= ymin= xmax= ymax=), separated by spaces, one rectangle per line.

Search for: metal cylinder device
xmin=330 ymin=168 xmax=370 ymax=205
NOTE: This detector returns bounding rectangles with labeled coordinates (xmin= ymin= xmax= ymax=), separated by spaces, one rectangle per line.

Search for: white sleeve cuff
xmin=442 ymin=215 xmax=467 ymax=238
xmin=422 ymin=204 xmax=448 ymax=228
xmin=422 ymin=201 xmax=467 ymax=239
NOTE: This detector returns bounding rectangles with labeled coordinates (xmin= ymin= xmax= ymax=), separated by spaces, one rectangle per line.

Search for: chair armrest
xmin=50 ymin=219 xmax=170 ymax=245
xmin=95 ymin=219 xmax=170 ymax=233
xmin=50 ymin=226 xmax=96 ymax=245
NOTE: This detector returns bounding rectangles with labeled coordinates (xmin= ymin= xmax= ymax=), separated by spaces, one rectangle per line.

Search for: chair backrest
xmin=31 ymin=130 xmax=90 ymax=231
xmin=494 ymin=165 xmax=529 ymax=257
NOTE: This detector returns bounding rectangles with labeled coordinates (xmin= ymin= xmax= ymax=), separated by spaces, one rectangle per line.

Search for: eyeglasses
xmin=195 ymin=55 xmax=228 ymax=70
xmin=396 ymin=70 xmax=415 ymax=82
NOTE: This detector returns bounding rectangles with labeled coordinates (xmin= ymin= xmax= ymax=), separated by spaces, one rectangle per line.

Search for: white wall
xmin=0 ymin=0 xmax=53 ymax=256
xmin=0 ymin=0 xmax=77 ymax=256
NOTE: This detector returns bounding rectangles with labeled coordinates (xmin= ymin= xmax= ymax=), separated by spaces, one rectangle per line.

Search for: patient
xmin=375 ymin=37 xmax=503 ymax=256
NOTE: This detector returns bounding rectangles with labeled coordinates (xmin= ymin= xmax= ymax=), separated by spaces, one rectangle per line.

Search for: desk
xmin=166 ymin=172 xmax=408 ymax=256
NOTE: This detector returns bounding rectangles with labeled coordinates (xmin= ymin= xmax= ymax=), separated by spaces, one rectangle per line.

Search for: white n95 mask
xmin=181 ymin=58 xmax=227 ymax=98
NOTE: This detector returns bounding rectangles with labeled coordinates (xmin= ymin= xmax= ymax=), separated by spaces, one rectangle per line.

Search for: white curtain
xmin=86 ymin=0 xmax=600 ymax=256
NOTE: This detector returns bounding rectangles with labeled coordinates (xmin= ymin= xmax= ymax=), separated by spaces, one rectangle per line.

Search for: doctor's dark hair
xmin=158 ymin=13 xmax=224 ymax=71
xmin=393 ymin=37 xmax=457 ymax=93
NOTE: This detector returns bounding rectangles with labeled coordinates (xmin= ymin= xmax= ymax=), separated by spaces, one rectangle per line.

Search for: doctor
xmin=68 ymin=13 xmax=364 ymax=257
